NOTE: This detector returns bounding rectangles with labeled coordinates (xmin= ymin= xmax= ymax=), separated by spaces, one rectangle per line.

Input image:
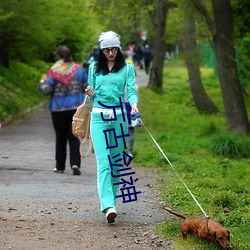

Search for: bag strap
xmin=83 ymin=94 xmax=88 ymax=105
xmin=79 ymin=137 xmax=94 ymax=158
xmin=79 ymin=114 xmax=94 ymax=158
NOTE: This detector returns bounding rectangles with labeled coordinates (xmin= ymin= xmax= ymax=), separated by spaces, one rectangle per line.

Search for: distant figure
xmin=126 ymin=44 xmax=134 ymax=64
xmin=134 ymin=45 xmax=144 ymax=69
xmin=39 ymin=45 xmax=88 ymax=175
xmin=87 ymin=46 xmax=99 ymax=68
xmin=143 ymin=44 xmax=152 ymax=74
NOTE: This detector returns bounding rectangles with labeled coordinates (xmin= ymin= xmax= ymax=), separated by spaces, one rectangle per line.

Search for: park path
xmin=0 ymin=69 xmax=173 ymax=250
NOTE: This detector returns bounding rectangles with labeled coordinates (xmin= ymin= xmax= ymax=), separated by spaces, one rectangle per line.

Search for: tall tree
xmin=191 ymin=0 xmax=250 ymax=134
xmin=148 ymin=0 xmax=176 ymax=89
xmin=184 ymin=1 xmax=218 ymax=114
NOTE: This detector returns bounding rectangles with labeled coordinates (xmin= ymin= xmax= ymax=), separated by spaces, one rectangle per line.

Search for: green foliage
xmin=210 ymin=134 xmax=250 ymax=159
xmin=0 ymin=0 xmax=100 ymax=66
xmin=133 ymin=58 xmax=250 ymax=249
xmin=92 ymin=0 xmax=155 ymax=45
xmin=236 ymin=37 xmax=250 ymax=95
xmin=232 ymin=0 xmax=250 ymax=39
xmin=0 ymin=60 xmax=49 ymax=122
xmin=165 ymin=2 xmax=184 ymax=44
xmin=165 ymin=0 xmax=213 ymax=45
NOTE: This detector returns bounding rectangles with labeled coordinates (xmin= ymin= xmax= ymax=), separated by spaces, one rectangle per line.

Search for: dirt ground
xmin=0 ymin=85 xmax=174 ymax=249
xmin=0 ymin=166 xmax=173 ymax=250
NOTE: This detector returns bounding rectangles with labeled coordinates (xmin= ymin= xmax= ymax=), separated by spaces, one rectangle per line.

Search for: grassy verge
xmin=133 ymin=58 xmax=250 ymax=250
xmin=0 ymin=60 xmax=50 ymax=125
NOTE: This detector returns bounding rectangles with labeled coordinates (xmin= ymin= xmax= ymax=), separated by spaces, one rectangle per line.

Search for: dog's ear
xmin=213 ymin=231 xmax=217 ymax=240
xmin=227 ymin=230 xmax=230 ymax=240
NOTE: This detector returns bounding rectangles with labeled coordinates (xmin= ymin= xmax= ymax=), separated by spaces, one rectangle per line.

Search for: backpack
xmin=72 ymin=95 xmax=93 ymax=158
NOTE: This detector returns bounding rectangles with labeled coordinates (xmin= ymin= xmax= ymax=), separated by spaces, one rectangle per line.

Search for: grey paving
xmin=0 ymin=71 xmax=169 ymax=224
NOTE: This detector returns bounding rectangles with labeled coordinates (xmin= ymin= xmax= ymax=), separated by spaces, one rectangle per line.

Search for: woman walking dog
xmin=85 ymin=31 xmax=138 ymax=223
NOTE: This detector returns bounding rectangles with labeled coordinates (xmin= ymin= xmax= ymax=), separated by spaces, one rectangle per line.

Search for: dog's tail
xmin=162 ymin=206 xmax=187 ymax=220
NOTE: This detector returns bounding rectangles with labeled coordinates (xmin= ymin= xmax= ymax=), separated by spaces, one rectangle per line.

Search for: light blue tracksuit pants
xmin=90 ymin=110 xmax=128 ymax=212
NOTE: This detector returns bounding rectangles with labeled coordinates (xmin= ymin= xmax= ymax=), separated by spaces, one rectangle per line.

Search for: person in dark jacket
xmin=143 ymin=44 xmax=152 ymax=74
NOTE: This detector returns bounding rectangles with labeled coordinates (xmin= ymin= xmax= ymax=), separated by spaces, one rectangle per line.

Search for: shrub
xmin=210 ymin=135 xmax=250 ymax=159
xmin=210 ymin=191 xmax=237 ymax=209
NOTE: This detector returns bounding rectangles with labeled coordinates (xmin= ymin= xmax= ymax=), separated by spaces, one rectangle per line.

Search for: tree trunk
xmin=184 ymin=4 xmax=218 ymax=114
xmin=191 ymin=0 xmax=250 ymax=134
xmin=212 ymin=0 xmax=250 ymax=134
xmin=147 ymin=0 xmax=169 ymax=89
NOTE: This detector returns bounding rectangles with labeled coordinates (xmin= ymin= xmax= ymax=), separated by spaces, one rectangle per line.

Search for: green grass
xmin=0 ymin=60 xmax=50 ymax=123
xmin=1 ymin=57 xmax=249 ymax=249
xmin=132 ymin=58 xmax=250 ymax=250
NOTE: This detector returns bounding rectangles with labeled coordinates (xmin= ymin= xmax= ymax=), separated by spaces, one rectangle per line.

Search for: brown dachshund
xmin=162 ymin=207 xmax=231 ymax=249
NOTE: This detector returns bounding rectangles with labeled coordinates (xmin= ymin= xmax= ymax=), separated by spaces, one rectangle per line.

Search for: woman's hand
xmin=85 ymin=86 xmax=95 ymax=97
xmin=40 ymin=74 xmax=47 ymax=83
xmin=131 ymin=103 xmax=138 ymax=116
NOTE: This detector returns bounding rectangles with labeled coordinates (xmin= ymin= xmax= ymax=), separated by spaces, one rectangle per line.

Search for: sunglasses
xmin=102 ymin=47 xmax=119 ymax=55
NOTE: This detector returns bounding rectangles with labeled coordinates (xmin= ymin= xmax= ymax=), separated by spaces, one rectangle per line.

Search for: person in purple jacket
xmin=39 ymin=45 xmax=88 ymax=175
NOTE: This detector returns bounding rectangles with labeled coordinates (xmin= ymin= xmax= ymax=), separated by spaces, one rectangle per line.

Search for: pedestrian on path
xmin=143 ymin=44 xmax=153 ymax=75
xmin=85 ymin=31 xmax=138 ymax=223
xmin=39 ymin=45 xmax=88 ymax=175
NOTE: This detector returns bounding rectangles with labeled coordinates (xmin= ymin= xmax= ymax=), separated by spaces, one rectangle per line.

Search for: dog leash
xmin=139 ymin=118 xmax=209 ymax=218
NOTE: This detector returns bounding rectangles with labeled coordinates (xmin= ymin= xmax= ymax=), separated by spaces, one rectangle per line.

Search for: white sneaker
xmin=105 ymin=207 xmax=117 ymax=223
xmin=128 ymin=151 xmax=133 ymax=158
xmin=53 ymin=168 xmax=64 ymax=173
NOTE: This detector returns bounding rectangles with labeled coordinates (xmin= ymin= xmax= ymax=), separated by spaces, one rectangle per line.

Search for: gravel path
xmin=0 ymin=70 xmax=174 ymax=250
